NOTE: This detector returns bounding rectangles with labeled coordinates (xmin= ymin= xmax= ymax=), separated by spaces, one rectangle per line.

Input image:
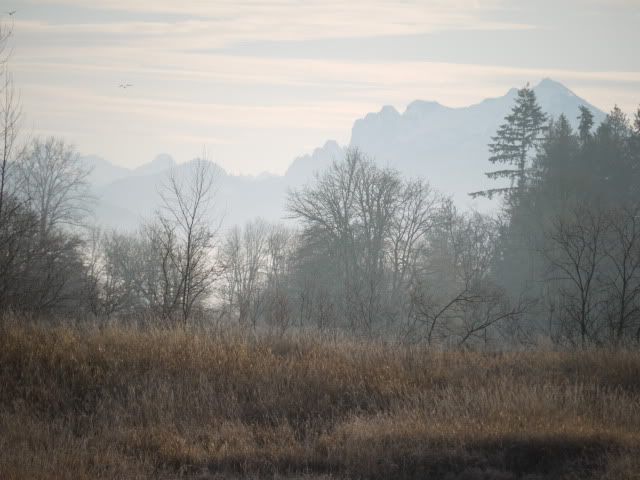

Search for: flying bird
xmin=118 ymin=83 xmax=133 ymax=89
xmin=7 ymin=10 xmax=16 ymax=15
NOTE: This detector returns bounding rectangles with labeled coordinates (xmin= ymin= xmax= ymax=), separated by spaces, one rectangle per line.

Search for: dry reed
xmin=1 ymin=318 xmax=639 ymax=479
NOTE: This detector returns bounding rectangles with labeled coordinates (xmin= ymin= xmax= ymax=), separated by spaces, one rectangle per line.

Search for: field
xmin=1 ymin=318 xmax=640 ymax=479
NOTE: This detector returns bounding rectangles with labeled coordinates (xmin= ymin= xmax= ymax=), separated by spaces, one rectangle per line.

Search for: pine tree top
xmin=471 ymin=85 xmax=548 ymax=199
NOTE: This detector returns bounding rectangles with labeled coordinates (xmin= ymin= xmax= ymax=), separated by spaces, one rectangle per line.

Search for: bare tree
xmin=217 ymin=220 xmax=297 ymax=332
xmin=0 ymin=197 xmax=36 ymax=309
xmin=17 ymin=137 xmax=94 ymax=238
xmin=601 ymin=204 xmax=640 ymax=344
xmin=389 ymin=180 xmax=440 ymax=295
xmin=288 ymin=150 xmax=360 ymax=324
xmin=218 ymin=219 xmax=270 ymax=328
xmin=157 ymin=158 xmax=220 ymax=324
xmin=352 ymin=158 xmax=401 ymax=332
xmin=0 ymin=23 xmax=20 ymax=223
xmin=84 ymin=228 xmax=151 ymax=319
xmin=0 ymin=19 xmax=23 ymax=310
xmin=262 ymin=224 xmax=295 ymax=333
xmin=85 ymin=224 xmax=195 ymax=322
xmin=543 ymin=205 xmax=608 ymax=347
xmin=407 ymin=205 xmax=523 ymax=346
xmin=290 ymin=235 xmax=341 ymax=332
xmin=0 ymin=23 xmax=89 ymax=316
xmin=288 ymin=149 xmax=443 ymax=334
xmin=144 ymin=219 xmax=183 ymax=320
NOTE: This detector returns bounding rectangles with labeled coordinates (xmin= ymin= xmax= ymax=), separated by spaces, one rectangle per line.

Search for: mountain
xmin=90 ymin=158 xmax=288 ymax=231
xmin=132 ymin=153 xmax=176 ymax=176
xmin=86 ymin=79 xmax=607 ymax=231
xmin=83 ymin=155 xmax=131 ymax=187
xmin=285 ymin=140 xmax=345 ymax=186
xmin=349 ymin=78 xmax=606 ymax=209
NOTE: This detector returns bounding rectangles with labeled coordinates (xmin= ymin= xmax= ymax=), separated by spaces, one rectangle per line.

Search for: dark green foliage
xmin=578 ymin=105 xmax=594 ymax=142
xmin=471 ymin=84 xmax=547 ymax=200
xmin=488 ymin=99 xmax=640 ymax=346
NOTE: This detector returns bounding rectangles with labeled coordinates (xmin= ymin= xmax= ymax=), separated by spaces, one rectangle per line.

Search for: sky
xmin=4 ymin=0 xmax=640 ymax=175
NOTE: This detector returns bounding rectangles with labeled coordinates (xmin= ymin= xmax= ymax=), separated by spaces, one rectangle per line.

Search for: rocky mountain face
xmin=347 ymin=78 xmax=604 ymax=208
xmin=86 ymin=79 xmax=606 ymax=231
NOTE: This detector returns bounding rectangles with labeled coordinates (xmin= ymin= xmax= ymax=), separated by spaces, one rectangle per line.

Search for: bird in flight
xmin=7 ymin=10 xmax=16 ymax=15
xmin=118 ymin=83 xmax=133 ymax=89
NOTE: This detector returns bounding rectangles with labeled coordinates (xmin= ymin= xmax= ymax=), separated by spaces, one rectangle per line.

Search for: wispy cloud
xmin=23 ymin=0 xmax=532 ymax=42
xmin=6 ymin=0 xmax=640 ymax=173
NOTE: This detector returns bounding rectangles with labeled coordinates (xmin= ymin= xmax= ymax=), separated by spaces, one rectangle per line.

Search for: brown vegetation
xmin=1 ymin=317 xmax=640 ymax=479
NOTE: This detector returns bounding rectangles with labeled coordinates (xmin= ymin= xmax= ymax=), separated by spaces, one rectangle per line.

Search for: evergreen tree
xmin=606 ymin=105 xmax=630 ymax=139
xmin=588 ymin=106 xmax=634 ymax=205
xmin=577 ymin=105 xmax=594 ymax=143
xmin=471 ymin=84 xmax=547 ymax=201
xmin=534 ymin=114 xmax=579 ymax=206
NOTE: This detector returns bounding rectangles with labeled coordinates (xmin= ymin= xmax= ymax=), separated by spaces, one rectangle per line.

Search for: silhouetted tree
xmin=17 ymin=137 xmax=94 ymax=239
xmin=577 ymin=105 xmax=594 ymax=143
xmin=156 ymin=159 xmax=221 ymax=324
xmin=543 ymin=205 xmax=608 ymax=347
xmin=601 ymin=205 xmax=640 ymax=344
xmin=219 ymin=219 xmax=270 ymax=328
xmin=288 ymin=149 xmax=442 ymax=335
xmin=407 ymin=204 xmax=524 ymax=346
xmin=0 ymin=34 xmax=20 ymax=224
xmin=0 ymin=20 xmax=23 ymax=310
xmin=471 ymin=84 xmax=547 ymax=201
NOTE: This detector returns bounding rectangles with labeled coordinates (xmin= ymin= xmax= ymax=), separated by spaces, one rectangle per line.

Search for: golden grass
xmin=1 ymin=319 xmax=640 ymax=479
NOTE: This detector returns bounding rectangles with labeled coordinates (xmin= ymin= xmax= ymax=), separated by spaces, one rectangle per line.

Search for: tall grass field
xmin=1 ymin=318 xmax=639 ymax=479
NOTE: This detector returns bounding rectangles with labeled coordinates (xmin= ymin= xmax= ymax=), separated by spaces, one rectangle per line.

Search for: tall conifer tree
xmin=578 ymin=105 xmax=594 ymax=143
xmin=471 ymin=84 xmax=547 ymax=202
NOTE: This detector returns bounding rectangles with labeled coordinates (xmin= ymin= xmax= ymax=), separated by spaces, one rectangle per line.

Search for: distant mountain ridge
xmin=85 ymin=79 xmax=607 ymax=230
xmin=85 ymin=153 xmax=177 ymax=186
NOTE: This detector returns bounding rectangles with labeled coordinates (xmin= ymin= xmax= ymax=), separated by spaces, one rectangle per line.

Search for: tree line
xmin=484 ymin=87 xmax=640 ymax=347
xmin=1 ymin=22 xmax=639 ymax=347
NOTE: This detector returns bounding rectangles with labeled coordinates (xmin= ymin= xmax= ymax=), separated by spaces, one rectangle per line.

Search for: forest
xmin=2 ymin=60 xmax=639 ymax=349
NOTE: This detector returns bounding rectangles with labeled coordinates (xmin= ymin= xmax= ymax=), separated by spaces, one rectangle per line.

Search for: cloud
xmin=17 ymin=0 xmax=533 ymax=48
xmin=15 ymin=49 xmax=640 ymax=96
xmin=8 ymin=0 xmax=639 ymax=173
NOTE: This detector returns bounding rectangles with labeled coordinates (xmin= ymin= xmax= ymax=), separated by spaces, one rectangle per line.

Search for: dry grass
xmin=1 ymin=318 xmax=640 ymax=479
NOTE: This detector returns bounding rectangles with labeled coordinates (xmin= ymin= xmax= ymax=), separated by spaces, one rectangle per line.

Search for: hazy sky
xmin=6 ymin=0 xmax=640 ymax=174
